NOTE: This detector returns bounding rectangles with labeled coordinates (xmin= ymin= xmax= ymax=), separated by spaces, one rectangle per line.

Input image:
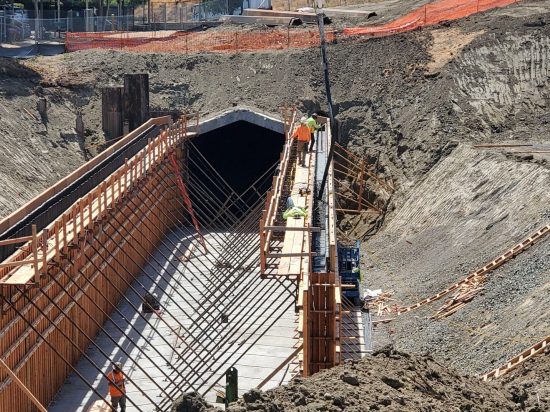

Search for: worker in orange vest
xmin=107 ymin=362 xmax=126 ymax=412
xmin=292 ymin=116 xmax=311 ymax=167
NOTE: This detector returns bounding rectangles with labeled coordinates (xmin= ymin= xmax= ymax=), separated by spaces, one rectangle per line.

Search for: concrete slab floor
xmin=48 ymin=229 xmax=297 ymax=412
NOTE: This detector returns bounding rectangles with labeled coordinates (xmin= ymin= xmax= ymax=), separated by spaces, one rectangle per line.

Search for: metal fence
xmin=0 ymin=14 xmax=135 ymax=43
xmin=132 ymin=0 xmax=273 ymax=24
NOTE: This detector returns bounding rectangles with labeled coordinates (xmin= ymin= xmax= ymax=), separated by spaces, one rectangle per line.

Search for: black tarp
xmin=0 ymin=43 xmax=65 ymax=58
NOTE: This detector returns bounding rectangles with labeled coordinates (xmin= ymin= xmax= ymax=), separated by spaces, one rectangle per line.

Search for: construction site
xmin=0 ymin=0 xmax=549 ymax=411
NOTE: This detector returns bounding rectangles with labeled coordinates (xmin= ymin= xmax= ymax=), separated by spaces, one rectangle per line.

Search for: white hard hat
xmin=300 ymin=116 xmax=307 ymax=124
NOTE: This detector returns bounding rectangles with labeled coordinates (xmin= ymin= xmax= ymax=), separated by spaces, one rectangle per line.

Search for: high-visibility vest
xmin=306 ymin=117 xmax=321 ymax=131
xmin=292 ymin=124 xmax=311 ymax=142
xmin=107 ymin=370 xmax=126 ymax=397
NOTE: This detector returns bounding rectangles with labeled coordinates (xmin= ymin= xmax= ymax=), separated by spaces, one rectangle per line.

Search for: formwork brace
xmin=168 ymin=151 xmax=208 ymax=254
xmin=0 ymin=358 xmax=47 ymax=412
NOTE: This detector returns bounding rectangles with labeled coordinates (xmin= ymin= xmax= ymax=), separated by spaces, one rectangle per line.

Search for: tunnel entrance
xmin=186 ymin=120 xmax=285 ymax=227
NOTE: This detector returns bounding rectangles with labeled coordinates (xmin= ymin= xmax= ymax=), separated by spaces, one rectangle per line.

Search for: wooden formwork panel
xmin=0 ymin=149 xmax=184 ymax=411
xmin=302 ymin=272 xmax=341 ymax=376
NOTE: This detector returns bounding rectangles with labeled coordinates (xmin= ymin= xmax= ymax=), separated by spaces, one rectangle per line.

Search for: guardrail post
xmin=32 ymin=225 xmax=39 ymax=284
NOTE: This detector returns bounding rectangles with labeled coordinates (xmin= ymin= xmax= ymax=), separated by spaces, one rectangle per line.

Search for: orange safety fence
xmin=343 ymin=0 xmax=519 ymax=36
xmin=65 ymin=0 xmax=518 ymax=54
xmin=65 ymin=28 xmax=336 ymax=54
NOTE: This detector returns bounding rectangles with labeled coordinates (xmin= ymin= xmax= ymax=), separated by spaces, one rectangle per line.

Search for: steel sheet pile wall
xmin=0 ymin=120 xmax=192 ymax=412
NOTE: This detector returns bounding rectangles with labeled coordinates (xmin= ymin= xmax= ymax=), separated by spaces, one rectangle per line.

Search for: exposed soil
xmin=503 ymin=350 xmax=550 ymax=412
xmin=0 ymin=0 xmax=549 ymax=403
xmin=174 ymin=348 xmax=529 ymax=411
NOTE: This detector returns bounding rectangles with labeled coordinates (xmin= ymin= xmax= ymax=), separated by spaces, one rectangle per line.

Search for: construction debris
xmin=362 ymin=289 xmax=396 ymax=316
xmin=219 ymin=15 xmax=302 ymax=26
xmin=432 ymin=276 xmax=485 ymax=319
xmin=242 ymin=9 xmax=331 ymax=24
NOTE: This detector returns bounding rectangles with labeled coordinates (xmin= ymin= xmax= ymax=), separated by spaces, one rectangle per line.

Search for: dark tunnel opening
xmin=186 ymin=121 xmax=285 ymax=228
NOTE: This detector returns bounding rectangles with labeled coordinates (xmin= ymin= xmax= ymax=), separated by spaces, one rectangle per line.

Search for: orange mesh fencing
xmin=65 ymin=28 xmax=336 ymax=54
xmin=65 ymin=0 xmax=518 ymax=54
xmin=343 ymin=0 xmax=518 ymax=36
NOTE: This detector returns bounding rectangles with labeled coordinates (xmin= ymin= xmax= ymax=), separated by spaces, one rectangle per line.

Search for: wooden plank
xmin=264 ymin=226 xmax=320 ymax=232
xmin=0 ymin=358 xmax=47 ymax=412
xmin=0 ymin=261 xmax=35 ymax=270
xmin=268 ymin=253 xmax=317 ymax=258
xmin=0 ymin=236 xmax=33 ymax=246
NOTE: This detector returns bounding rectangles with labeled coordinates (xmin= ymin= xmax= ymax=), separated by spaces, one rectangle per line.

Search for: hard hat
xmin=153 ymin=293 xmax=158 ymax=298
xmin=300 ymin=116 xmax=307 ymax=124
xmin=113 ymin=362 xmax=122 ymax=370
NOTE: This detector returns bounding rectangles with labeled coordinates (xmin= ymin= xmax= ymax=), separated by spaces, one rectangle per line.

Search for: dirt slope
xmin=0 ymin=59 xmax=87 ymax=219
xmin=173 ymin=348 xmax=520 ymax=411
xmin=1 ymin=2 xmax=547 ymax=222
xmin=364 ymin=143 xmax=550 ymax=374
xmin=503 ymin=350 xmax=550 ymax=411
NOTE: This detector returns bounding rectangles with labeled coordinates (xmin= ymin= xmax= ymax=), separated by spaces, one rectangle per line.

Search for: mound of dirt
xmin=503 ymin=350 xmax=550 ymax=412
xmin=0 ymin=57 xmax=40 ymax=78
xmin=172 ymin=392 xmax=212 ymax=412
xmin=220 ymin=348 xmax=518 ymax=412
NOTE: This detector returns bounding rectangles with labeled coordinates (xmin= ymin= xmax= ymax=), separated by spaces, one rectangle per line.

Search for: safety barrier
xmin=65 ymin=27 xmax=336 ymax=53
xmin=65 ymin=0 xmax=519 ymax=54
xmin=343 ymin=0 xmax=519 ymax=37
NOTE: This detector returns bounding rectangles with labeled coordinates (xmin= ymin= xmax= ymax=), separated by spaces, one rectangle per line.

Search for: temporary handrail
xmin=260 ymin=109 xmax=297 ymax=273
xmin=482 ymin=335 xmax=550 ymax=380
xmin=0 ymin=225 xmax=41 ymax=284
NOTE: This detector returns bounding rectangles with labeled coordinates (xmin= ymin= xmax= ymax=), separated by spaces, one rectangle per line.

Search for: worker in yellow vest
xmin=107 ymin=362 xmax=126 ymax=412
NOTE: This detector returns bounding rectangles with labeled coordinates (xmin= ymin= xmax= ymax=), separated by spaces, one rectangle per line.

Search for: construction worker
xmin=107 ymin=362 xmax=126 ymax=412
xmin=292 ymin=116 xmax=311 ymax=167
xmin=306 ymin=113 xmax=321 ymax=152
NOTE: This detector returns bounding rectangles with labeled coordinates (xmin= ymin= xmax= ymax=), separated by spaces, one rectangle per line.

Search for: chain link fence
xmin=0 ymin=13 xmax=135 ymax=43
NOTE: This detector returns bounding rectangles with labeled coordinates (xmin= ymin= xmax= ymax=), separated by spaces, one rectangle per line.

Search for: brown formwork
xmin=303 ymin=272 xmax=340 ymax=376
xmin=0 ymin=118 xmax=191 ymax=412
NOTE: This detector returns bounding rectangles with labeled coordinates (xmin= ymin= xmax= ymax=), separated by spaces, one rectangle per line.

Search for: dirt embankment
xmin=503 ymin=350 xmax=550 ymax=412
xmin=0 ymin=58 xmax=88 ymax=219
xmin=174 ymin=348 xmax=526 ymax=412
xmin=2 ymin=3 xmax=548 ymax=221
